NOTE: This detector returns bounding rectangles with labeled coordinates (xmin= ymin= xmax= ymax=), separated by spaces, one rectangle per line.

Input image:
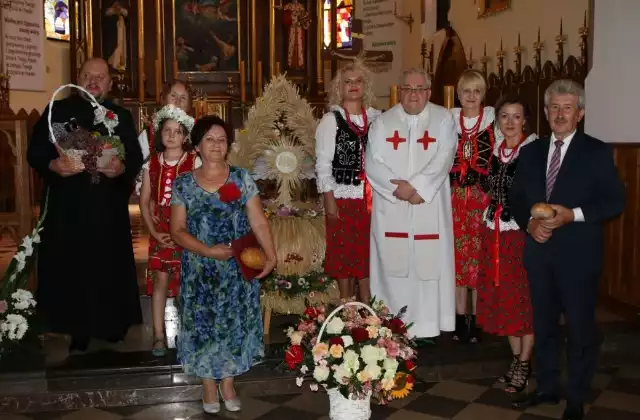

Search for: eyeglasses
xmin=401 ymin=86 xmax=429 ymax=94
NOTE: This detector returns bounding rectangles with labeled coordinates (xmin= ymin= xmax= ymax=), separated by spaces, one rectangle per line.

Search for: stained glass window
xmin=323 ymin=0 xmax=353 ymax=49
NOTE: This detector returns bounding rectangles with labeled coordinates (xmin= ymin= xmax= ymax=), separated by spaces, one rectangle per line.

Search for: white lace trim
xmin=482 ymin=208 xmax=521 ymax=232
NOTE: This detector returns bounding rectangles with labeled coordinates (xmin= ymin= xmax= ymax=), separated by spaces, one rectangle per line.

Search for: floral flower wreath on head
xmin=152 ymin=104 xmax=195 ymax=137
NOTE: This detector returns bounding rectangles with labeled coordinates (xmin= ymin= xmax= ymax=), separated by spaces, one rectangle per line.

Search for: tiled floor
xmin=3 ymin=367 xmax=640 ymax=419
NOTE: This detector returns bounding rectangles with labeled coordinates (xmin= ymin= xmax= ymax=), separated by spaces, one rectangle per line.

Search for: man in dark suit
xmin=510 ymin=79 xmax=625 ymax=420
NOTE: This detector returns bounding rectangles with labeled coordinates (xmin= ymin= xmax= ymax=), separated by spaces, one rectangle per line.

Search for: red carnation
xmin=405 ymin=360 xmax=417 ymax=372
xmin=351 ymin=327 xmax=369 ymax=343
xmin=284 ymin=345 xmax=304 ymax=369
xmin=388 ymin=318 xmax=406 ymax=334
xmin=106 ymin=111 xmax=116 ymax=119
xmin=304 ymin=307 xmax=319 ymax=319
xmin=218 ymin=182 xmax=242 ymax=202
xmin=328 ymin=336 xmax=344 ymax=347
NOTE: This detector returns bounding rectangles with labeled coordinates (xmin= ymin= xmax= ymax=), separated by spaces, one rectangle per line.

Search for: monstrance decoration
xmin=244 ymin=74 xmax=317 ymax=205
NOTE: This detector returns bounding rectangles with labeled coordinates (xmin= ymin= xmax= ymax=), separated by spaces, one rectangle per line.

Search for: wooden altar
xmin=68 ymin=0 xmax=367 ymax=128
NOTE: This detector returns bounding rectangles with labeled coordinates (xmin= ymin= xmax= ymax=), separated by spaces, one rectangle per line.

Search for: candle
xmin=257 ymin=61 xmax=263 ymax=97
xmin=444 ymin=85 xmax=455 ymax=109
xmin=240 ymin=60 xmax=246 ymax=103
xmin=389 ymin=84 xmax=398 ymax=107
xmin=275 ymin=61 xmax=281 ymax=76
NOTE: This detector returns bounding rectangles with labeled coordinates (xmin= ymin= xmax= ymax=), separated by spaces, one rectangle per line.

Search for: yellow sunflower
xmin=389 ymin=372 xmax=415 ymax=400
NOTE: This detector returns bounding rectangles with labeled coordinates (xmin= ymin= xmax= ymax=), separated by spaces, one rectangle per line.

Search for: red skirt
xmin=146 ymin=205 xmax=181 ymax=297
xmin=476 ymin=224 xmax=533 ymax=336
xmin=451 ymin=184 xmax=486 ymax=288
xmin=324 ymin=198 xmax=370 ymax=280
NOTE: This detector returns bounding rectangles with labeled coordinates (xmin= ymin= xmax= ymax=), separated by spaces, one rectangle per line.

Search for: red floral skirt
xmin=324 ymin=198 xmax=370 ymax=280
xmin=146 ymin=205 xmax=181 ymax=297
xmin=476 ymin=224 xmax=533 ymax=336
xmin=452 ymin=184 xmax=486 ymax=288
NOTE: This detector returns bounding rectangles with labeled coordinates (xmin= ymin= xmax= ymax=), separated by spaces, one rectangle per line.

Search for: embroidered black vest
xmin=449 ymin=126 xmax=494 ymax=187
xmin=331 ymin=111 xmax=368 ymax=186
xmin=483 ymin=156 xmax=519 ymax=223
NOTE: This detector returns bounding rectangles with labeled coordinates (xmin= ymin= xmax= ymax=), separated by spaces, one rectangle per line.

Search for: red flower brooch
xmin=218 ymin=182 xmax=242 ymax=202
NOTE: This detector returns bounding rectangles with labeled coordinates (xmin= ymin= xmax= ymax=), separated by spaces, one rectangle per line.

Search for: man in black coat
xmin=510 ymin=79 xmax=625 ymax=420
xmin=27 ymin=58 xmax=143 ymax=353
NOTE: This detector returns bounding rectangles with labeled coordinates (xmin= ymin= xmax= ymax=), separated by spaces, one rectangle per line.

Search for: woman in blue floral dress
xmin=170 ymin=116 xmax=277 ymax=415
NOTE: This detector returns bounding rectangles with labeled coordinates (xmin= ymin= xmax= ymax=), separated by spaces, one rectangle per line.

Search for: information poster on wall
xmin=355 ymin=0 xmax=403 ymax=106
xmin=1 ymin=0 xmax=46 ymax=91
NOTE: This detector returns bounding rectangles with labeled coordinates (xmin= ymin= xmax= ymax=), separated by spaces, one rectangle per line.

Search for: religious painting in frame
xmin=477 ymin=0 xmax=510 ymax=18
xmin=171 ymin=0 xmax=241 ymax=73
xmin=44 ymin=0 xmax=71 ymax=41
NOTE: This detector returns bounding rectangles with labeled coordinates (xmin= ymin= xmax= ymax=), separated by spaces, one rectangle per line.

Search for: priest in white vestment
xmin=366 ymin=68 xmax=457 ymax=338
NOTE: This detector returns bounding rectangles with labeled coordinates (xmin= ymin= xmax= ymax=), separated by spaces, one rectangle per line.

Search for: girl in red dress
xmin=315 ymin=60 xmax=380 ymax=302
xmin=450 ymin=70 xmax=495 ymax=343
xmin=136 ymin=80 xmax=192 ymax=194
xmin=476 ymin=94 xmax=536 ymax=394
xmin=139 ymin=105 xmax=198 ymax=356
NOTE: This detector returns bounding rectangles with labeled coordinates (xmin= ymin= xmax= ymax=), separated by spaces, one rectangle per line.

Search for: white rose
xmin=313 ymin=365 xmax=331 ymax=382
xmin=342 ymin=349 xmax=360 ymax=372
xmin=364 ymin=363 xmax=382 ymax=380
xmin=341 ymin=335 xmax=354 ymax=348
xmin=325 ymin=317 xmax=345 ymax=335
xmin=383 ymin=358 xmax=399 ymax=378
xmin=361 ymin=345 xmax=385 ymax=366
xmin=334 ymin=363 xmax=351 ymax=384
xmin=290 ymin=331 xmax=304 ymax=346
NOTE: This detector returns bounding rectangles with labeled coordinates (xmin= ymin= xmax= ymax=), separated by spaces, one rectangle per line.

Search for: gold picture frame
xmin=166 ymin=0 xmax=244 ymax=79
xmin=477 ymin=0 xmax=510 ymax=18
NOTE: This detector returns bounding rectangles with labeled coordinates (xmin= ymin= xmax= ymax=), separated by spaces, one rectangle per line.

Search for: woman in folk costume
xmin=476 ymin=94 xmax=536 ymax=393
xmin=449 ymin=69 xmax=495 ymax=343
xmin=315 ymin=59 xmax=381 ymax=302
xmin=139 ymin=105 xmax=199 ymax=356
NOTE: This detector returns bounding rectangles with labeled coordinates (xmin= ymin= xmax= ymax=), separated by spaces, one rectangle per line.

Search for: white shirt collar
xmin=550 ymin=130 xmax=577 ymax=147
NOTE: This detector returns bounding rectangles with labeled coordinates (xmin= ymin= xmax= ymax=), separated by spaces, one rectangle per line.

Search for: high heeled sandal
xmin=505 ymin=360 xmax=531 ymax=394
xmin=219 ymin=382 xmax=242 ymax=412
xmin=499 ymin=354 xmax=520 ymax=384
xmin=151 ymin=337 xmax=167 ymax=357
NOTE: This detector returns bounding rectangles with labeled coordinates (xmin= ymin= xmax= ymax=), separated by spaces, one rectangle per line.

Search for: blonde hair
xmin=457 ymin=69 xmax=487 ymax=97
xmin=328 ymin=59 xmax=376 ymax=109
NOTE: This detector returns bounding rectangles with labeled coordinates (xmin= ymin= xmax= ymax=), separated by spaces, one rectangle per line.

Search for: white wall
xmin=9 ymin=41 xmax=71 ymax=113
xmin=585 ymin=0 xmax=640 ymax=143
xmin=422 ymin=0 xmax=589 ymax=75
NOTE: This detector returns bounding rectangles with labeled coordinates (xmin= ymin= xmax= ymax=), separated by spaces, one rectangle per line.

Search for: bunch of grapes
xmin=80 ymin=135 xmax=104 ymax=183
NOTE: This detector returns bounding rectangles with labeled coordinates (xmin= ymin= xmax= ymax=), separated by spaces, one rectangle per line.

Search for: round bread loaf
xmin=240 ymin=247 xmax=266 ymax=270
xmin=530 ymin=203 xmax=556 ymax=220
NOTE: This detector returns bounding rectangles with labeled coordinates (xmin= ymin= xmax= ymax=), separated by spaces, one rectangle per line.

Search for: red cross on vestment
xmin=386 ymin=130 xmax=407 ymax=150
xmin=417 ymin=131 xmax=437 ymax=150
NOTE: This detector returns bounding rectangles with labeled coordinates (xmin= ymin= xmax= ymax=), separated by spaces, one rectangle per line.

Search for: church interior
xmin=0 ymin=0 xmax=639 ymax=419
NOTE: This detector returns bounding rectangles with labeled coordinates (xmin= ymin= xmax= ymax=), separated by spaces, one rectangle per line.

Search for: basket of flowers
xmin=47 ymin=84 xmax=125 ymax=183
xmin=284 ymin=300 xmax=418 ymax=420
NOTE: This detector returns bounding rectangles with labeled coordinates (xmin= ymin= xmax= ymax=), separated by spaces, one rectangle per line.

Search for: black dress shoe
xmin=562 ymin=405 xmax=584 ymax=420
xmin=511 ymin=391 xmax=559 ymax=409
